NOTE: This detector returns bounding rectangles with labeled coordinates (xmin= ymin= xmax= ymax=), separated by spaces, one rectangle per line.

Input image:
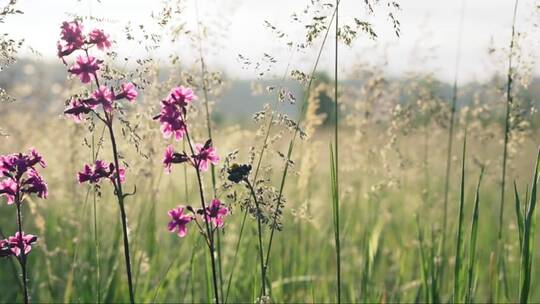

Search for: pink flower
xmin=166 ymin=86 xmax=197 ymax=107
xmin=92 ymin=85 xmax=115 ymax=112
xmin=0 ymin=179 xmax=17 ymax=205
xmin=167 ymin=206 xmax=194 ymax=237
xmin=163 ymin=145 xmax=174 ymax=173
xmin=193 ymin=141 xmax=219 ymax=172
xmin=6 ymin=232 xmax=37 ymax=256
xmin=0 ymin=149 xmax=48 ymax=204
xmin=88 ymin=29 xmax=111 ymax=50
xmin=156 ymin=104 xmax=187 ymax=141
xmin=202 ymin=199 xmax=229 ymax=228
xmin=77 ymin=160 xmax=114 ymax=184
xmin=22 ymin=169 xmax=48 ymax=199
xmin=77 ymin=160 xmax=125 ymax=185
xmin=64 ymin=98 xmax=92 ymax=122
xmin=57 ymin=20 xmax=85 ymax=58
xmin=69 ymin=55 xmax=101 ymax=84
xmin=115 ymin=167 xmax=126 ymax=184
xmin=162 ymin=145 xmax=189 ymax=173
xmin=118 ymin=83 xmax=138 ymax=102
xmin=0 ymin=239 xmax=11 ymax=257
xmin=29 ymin=148 xmax=47 ymax=168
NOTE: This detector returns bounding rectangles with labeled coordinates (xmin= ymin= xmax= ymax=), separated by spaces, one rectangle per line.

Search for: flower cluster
xmin=0 ymin=148 xmax=47 ymax=259
xmin=153 ymin=86 xmax=196 ymax=141
xmin=77 ymin=160 xmax=126 ymax=185
xmin=58 ymin=20 xmax=138 ymax=120
xmin=0 ymin=232 xmax=37 ymax=257
xmin=156 ymin=85 xmax=228 ymax=238
xmin=154 ymin=87 xmax=219 ymax=173
xmin=163 ymin=140 xmax=220 ymax=174
xmin=0 ymin=148 xmax=48 ymax=204
xmin=167 ymin=199 xmax=229 ymax=238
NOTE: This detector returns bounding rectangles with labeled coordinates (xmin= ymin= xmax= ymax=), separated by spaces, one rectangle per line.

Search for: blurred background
xmin=1 ymin=0 xmax=540 ymax=303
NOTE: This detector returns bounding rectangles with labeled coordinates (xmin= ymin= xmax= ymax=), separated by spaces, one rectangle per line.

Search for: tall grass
xmin=497 ymin=0 xmax=519 ymax=300
xmin=442 ymin=0 xmax=467 ymax=288
xmin=262 ymin=2 xmax=339 ymax=298
xmin=330 ymin=0 xmax=342 ymax=302
xmin=453 ymin=131 xmax=467 ymax=303
xmin=515 ymin=148 xmax=539 ymax=303
xmin=465 ymin=167 xmax=484 ymax=303
xmin=194 ymin=2 xmax=224 ymax=299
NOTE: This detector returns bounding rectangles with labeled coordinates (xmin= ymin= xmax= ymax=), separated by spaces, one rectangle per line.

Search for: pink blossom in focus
xmin=202 ymin=199 xmax=229 ymax=228
xmin=156 ymin=104 xmax=187 ymax=140
xmin=22 ymin=169 xmax=48 ymax=199
xmin=0 ymin=148 xmax=48 ymax=204
xmin=57 ymin=20 xmax=85 ymax=58
xmin=119 ymin=83 xmax=138 ymax=102
xmin=92 ymin=85 xmax=115 ymax=112
xmin=167 ymin=206 xmax=194 ymax=237
xmin=0 ymin=179 xmax=17 ymax=205
xmin=77 ymin=160 xmax=114 ymax=184
xmin=193 ymin=142 xmax=219 ymax=172
xmin=6 ymin=232 xmax=37 ymax=256
xmin=69 ymin=55 xmax=101 ymax=84
xmin=166 ymin=86 xmax=197 ymax=107
xmin=77 ymin=160 xmax=125 ymax=185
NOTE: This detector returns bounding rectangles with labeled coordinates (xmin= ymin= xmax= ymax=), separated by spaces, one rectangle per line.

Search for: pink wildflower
xmin=0 ymin=179 xmax=17 ymax=205
xmin=57 ymin=20 xmax=85 ymax=58
xmin=202 ymin=199 xmax=229 ymax=228
xmin=156 ymin=104 xmax=187 ymax=140
xmin=64 ymin=98 xmax=92 ymax=122
xmin=162 ymin=145 xmax=189 ymax=173
xmin=193 ymin=141 xmax=219 ymax=172
xmin=91 ymin=85 xmax=115 ymax=112
xmin=165 ymin=86 xmax=197 ymax=107
xmin=6 ymin=232 xmax=37 ymax=256
xmin=88 ymin=29 xmax=111 ymax=50
xmin=69 ymin=55 xmax=101 ymax=84
xmin=118 ymin=83 xmax=138 ymax=102
xmin=167 ymin=206 xmax=194 ymax=237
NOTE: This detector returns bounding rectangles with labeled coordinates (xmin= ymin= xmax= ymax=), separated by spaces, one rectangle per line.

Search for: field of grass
xmin=1 ymin=0 xmax=540 ymax=303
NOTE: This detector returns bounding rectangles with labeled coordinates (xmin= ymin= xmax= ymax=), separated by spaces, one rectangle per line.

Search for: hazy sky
xmin=2 ymin=0 xmax=540 ymax=83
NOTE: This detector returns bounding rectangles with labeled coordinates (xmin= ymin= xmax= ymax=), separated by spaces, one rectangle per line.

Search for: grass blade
xmin=453 ymin=131 xmax=467 ymax=302
xmin=465 ymin=167 xmax=484 ymax=303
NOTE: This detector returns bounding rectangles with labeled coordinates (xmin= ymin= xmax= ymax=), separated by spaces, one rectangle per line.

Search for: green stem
xmin=333 ymin=1 xmax=341 ymax=302
xmin=246 ymin=180 xmax=267 ymax=297
xmin=107 ymin=122 xmax=135 ymax=304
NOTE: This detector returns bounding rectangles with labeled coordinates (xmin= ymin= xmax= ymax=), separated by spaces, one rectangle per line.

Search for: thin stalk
xmin=106 ymin=122 xmax=135 ymax=304
xmin=224 ymin=211 xmax=248 ymax=303
xmin=262 ymin=1 xmax=340 ymax=290
xmin=15 ymin=192 xmax=29 ymax=304
xmin=453 ymin=131 xmax=467 ymax=303
xmin=183 ymin=120 xmax=220 ymax=304
xmin=441 ymin=0 xmax=467 ymax=289
xmin=499 ymin=0 xmax=519 ymax=242
xmin=415 ymin=215 xmax=430 ymax=303
xmin=89 ymin=55 xmax=135 ymax=304
xmin=519 ymin=148 xmax=539 ymax=303
xmin=332 ymin=0 xmax=341 ymax=302
xmin=465 ymin=167 xmax=485 ymax=303
xmin=497 ymin=1 xmax=519 ymax=300
xmin=245 ymin=179 xmax=266 ymax=297
xmin=91 ymin=116 xmax=101 ymax=304
xmin=193 ymin=3 xmax=224 ymax=296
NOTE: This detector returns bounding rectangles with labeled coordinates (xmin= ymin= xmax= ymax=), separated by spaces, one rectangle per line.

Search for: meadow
xmin=1 ymin=0 xmax=540 ymax=303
